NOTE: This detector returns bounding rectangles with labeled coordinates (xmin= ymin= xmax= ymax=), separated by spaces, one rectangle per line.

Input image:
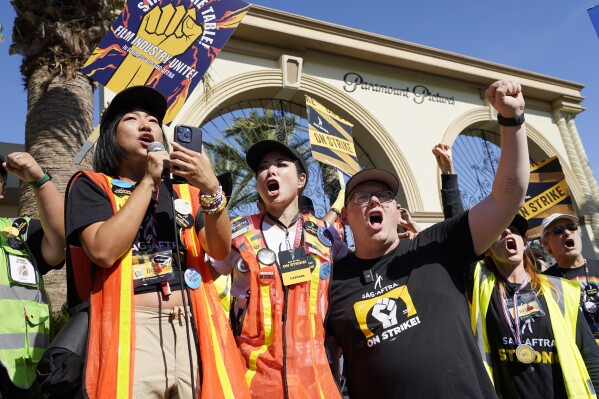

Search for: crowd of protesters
xmin=1 ymin=79 xmax=598 ymax=399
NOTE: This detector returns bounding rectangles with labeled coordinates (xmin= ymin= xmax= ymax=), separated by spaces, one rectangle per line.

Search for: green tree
xmin=10 ymin=0 xmax=126 ymax=311
xmin=204 ymin=109 xmax=311 ymax=213
xmin=204 ymin=107 xmax=344 ymax=217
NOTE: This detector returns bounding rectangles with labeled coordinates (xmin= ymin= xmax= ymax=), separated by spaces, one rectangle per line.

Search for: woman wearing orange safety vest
xmin=65 ymin=86 xmax=249 ymax=399
xmin=212 ymin=140 xmax=346 ymax=398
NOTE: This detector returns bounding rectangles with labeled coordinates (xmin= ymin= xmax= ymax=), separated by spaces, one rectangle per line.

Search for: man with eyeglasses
xmin=325 ymin=80 xmax=529 ymax=398
xmin=542 ymin=213 xmax=599 ymax=343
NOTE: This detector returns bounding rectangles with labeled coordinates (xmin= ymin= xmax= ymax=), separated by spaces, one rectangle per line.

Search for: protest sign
xmin=589 ymin=5 xmax=599 ymax=39
xmin=82 ymin=0 xmax=250 ymax=125
xmin=306 ymin=95 xmax=359 ymax=176
xmin=519 ymin=156 xmax=576 ymax=240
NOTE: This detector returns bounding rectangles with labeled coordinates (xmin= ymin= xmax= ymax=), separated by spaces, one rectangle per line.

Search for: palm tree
xmin=10 ymin=0 xmax=125 ymax=311
xmin=204 ymin=108 xmax=311 ymax=214
xmin=204 ymin=106 xmax=348 ymax=218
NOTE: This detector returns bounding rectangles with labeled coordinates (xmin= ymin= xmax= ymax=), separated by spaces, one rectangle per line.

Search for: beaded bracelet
xmin=200 ymin=186 xmax=222 ymax=203
xmin=203 ymin=196 xmax=227 ymax=215
xmin=200 ymin=186 xmax=227 ymax=215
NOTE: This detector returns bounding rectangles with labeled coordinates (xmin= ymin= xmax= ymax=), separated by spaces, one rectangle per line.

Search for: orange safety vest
xmin=67 ymin=171 xmax=250 ymax=399
xmin=232 ymin=214 xmax=341 ymax=399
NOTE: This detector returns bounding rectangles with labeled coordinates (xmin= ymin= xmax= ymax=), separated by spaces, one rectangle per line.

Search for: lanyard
xmin=265 ymin=212 xmax=303 ymax=250
xmin=499 ymin=275 xmax=531 ymax=345
xmin=584 ymin=261 xmax=590 ymax=285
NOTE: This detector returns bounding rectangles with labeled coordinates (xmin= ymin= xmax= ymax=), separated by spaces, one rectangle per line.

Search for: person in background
xmin=65 ymin=85 xmax=248 ymax=399
xmin=0 ymin=153 xmax=65 ymax=398
xmin=432 ymin=143 xmax=465 ymax=218
xmin=212 ymin=140 xmax=343 ymax=399
xmin=542 ymin=213 xmax=599 ymax=344
xmin=326 ymin=80 xmax=529 ymax=398
xmin=530 ymin=246 xmax=549 ymax=272
xmin=471 ymin=214 xmax=599 ymax=398
xmin=300 ymin=193 xmax=347 ymax=242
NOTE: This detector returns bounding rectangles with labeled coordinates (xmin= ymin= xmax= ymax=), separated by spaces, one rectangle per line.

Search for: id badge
xmin=7 ymin=254 xmax=37 ymax=286
xmin=278 ymin=248 xmax=311 ymax=286
xmin=132 ymin=250 xmax=174 ymax=287
xmin=510 ymin=291 xmax=545 ymax=322
xmin=304 ymin=233 xmax=330 ymax=261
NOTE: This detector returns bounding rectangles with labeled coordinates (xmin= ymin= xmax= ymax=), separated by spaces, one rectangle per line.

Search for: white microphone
xmin=147 ymin=142 xmax=165 ymax=153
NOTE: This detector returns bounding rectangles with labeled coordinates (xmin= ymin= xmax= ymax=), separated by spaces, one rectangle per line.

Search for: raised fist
xmin=372 ymin=297 xmax=398 ymax=329
xmin=484 ymin=80 xmax=525 ymax=119
xmin=139 ymin=4 xmax=204 ymax=61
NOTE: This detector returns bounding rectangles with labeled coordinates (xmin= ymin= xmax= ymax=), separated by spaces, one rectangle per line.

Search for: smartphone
xmin=172 ymin=124 xmax=203 ymax=183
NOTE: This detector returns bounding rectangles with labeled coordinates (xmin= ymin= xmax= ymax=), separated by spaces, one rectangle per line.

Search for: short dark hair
xmin=94 ymin=107 xmax=169 ymax=175
xmin=0 ymin=155 xmax=6 ymax=183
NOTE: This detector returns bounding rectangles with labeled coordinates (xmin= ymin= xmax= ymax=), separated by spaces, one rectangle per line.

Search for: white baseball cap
xmin=540 ymin=213 xmax=579 ymax=237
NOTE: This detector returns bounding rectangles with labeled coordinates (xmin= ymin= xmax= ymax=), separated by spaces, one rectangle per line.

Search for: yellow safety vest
xmin=0 ymin=217 xmax=50 ymax=388
xmin=471 ymin=261 xmax=596 ymax=398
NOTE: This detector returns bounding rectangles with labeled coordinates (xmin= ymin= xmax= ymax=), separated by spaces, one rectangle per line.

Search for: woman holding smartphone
xmin=65 ymin=86 xmax=249 ymax=399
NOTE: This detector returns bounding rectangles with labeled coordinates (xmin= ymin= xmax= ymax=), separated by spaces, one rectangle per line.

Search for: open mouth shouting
xmin=266 ymin=179 xmax=280 ymax=196
xmin=563 ymin=236 xmax=576 ymax=251
xmin=368 ymin=210 xmax=384 ymax=231
xmin=505 ymin=236 xmax=518 ymax=255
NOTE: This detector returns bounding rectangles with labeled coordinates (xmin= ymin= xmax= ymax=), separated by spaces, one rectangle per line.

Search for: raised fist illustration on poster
xmin=108 ymin=4 xmax=203 ymax=92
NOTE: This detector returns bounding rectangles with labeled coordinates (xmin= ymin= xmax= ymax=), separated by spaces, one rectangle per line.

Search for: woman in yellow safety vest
xmin=470 ymin=213 xmax=599 ymax=398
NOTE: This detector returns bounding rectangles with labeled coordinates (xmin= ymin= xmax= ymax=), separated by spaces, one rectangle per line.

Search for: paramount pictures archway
xmin=145 ymin=5 xmax=598 ymax=256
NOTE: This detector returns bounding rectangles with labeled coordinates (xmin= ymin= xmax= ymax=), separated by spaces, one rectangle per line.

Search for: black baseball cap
xmin=345 ymin=168 xmax=399 ymax=205
xmin=217 ymin=172 xmax=233 ymax=200
xmin=509 ymin=214 xmax=529 ymax=237
xmin=246 ymin=140 xmax=308 ymax=177
xmin=101 ymin=85 xmax=168 ymax=127
xmin=299 ymin=195 xmax=315 ymax=212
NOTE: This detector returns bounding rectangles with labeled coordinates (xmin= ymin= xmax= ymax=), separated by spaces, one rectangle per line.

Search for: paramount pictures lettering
xmin=343 ymin=72 xmax=455 ymax=105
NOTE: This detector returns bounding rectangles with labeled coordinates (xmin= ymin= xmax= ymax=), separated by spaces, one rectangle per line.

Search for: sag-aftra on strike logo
xmin=353 ymin=285 xmax=421 ymax=348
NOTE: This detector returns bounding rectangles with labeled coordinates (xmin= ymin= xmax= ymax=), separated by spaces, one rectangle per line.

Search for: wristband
xmin=30 ymin=170 xmax=52 ymax=188
xmin=497 ymin=113 xmax=525 ymax=126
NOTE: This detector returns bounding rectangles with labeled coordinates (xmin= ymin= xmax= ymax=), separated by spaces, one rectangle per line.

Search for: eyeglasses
xmin=547 ymin=223 xmax=579 ymax=236
xmin=349 ymin=190 xmax=395 ymax=205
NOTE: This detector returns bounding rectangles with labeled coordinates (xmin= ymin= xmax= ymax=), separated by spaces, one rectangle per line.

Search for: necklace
xmin=499 ymin=276 xmax=535 ymax=363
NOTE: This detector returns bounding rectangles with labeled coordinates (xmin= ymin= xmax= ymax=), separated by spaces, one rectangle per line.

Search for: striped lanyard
xmin=499 ymin=275 xmax=531 ymax=345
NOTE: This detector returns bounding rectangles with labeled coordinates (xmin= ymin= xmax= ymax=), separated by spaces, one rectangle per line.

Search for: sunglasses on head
xmin=547 ymin=223 xmax=579 ymax=236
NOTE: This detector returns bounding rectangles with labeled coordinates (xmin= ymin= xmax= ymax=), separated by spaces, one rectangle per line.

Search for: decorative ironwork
xmin=200 ymin=99 xmax=373 ymax=218
xmin=453 ymin=129 xmax=501 ymax=210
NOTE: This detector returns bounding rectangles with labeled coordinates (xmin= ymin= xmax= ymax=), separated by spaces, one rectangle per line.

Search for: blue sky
xmin=1 ymin=0 xmax=598 ymax=179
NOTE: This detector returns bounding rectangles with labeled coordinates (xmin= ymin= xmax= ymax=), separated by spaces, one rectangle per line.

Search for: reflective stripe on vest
xmin=233 ymin=214 xmax=340 ymax=399
xmin=0 ymin=216 xmax=50 ymax=388
xmin=75 ymin=172 xmax=250 ymax=399
xmin=472 ymin=262 xmax=597 ymax=398
xmin=175 ymin=183 xmax=250 ymax=399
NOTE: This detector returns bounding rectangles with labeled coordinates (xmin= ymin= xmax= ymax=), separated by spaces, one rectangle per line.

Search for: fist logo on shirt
xmin=372 ymin=297 xmax=398 ymax=328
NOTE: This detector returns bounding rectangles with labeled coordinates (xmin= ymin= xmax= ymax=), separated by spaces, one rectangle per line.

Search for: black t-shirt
xmin=544 ymin=259 xmax=599 ymax=341
xmin=66 ymin=175 xmax=204 ymax=293
xmin=485 ymin=280 xmax=599 ymax=398
xmin=26 ymin=218 xmax=54 ymax=275
xmin=326 ymin=212 xmax=497 ymax=399
xmin=486 ymin=281 xmax=563 ymax=398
